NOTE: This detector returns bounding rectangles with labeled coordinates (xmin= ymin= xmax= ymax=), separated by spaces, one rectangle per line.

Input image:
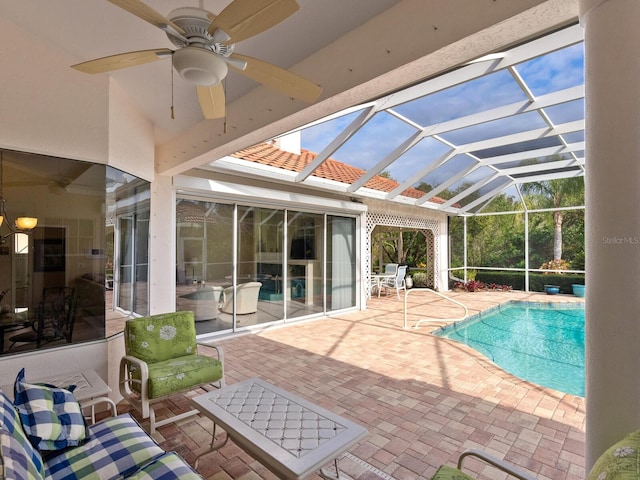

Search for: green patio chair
xmin=431 ymin=449 xmax=535 ymax=480
xmin=119 ymin=311 xmax=224 ymax=434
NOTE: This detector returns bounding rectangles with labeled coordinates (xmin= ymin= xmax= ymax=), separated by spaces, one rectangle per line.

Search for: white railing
xmin=404 ymin=288 xmax=469 ymax=329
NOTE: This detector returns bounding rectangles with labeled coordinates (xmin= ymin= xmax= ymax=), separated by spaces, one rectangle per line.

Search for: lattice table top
xmin=192 ymin=378 xmax=368 ymax=479
xmin=211 ymin=381 xmax=347 ymax=458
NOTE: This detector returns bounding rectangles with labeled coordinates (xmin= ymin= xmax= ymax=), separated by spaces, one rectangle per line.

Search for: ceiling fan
xmin=71 ymin=0 xmax=323 ymax=119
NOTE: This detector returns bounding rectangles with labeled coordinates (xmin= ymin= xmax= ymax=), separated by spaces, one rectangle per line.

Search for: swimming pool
xmin=435 ymin=301 xmax=585 ymax=396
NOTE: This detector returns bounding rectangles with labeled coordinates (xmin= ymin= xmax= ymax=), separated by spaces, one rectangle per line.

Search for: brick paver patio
xmin=119 ymin=290 xmax=586 ymax=480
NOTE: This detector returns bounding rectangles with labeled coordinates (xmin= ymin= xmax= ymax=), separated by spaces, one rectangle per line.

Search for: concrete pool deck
xmin=118 ymin=290 xmax=586 ymax=479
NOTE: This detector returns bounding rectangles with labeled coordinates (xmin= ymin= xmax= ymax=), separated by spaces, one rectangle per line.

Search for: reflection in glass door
xmin=287 ymin=211 xmax=324 ymax=319
xmin=235 ymin=206 xmax=284 ymax=328
xmin=116 ymin=211 xmax=149 ymax=316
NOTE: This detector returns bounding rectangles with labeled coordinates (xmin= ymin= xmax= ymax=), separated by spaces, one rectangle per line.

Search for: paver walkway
xmin=119 ymin=290 xmax=586 ymax=480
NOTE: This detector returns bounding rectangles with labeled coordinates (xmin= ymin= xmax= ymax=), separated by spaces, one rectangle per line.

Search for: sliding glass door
xmin=176 ymin=197 xmax=357 ymax=335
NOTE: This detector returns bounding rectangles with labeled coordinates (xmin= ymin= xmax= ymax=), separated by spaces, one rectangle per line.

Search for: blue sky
xmin=300 ymin=41 xmax=585 ymax=192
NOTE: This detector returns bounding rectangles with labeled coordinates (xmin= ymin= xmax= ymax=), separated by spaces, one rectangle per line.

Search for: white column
xmin=148 ymin=173 xmax=176 ymax=314
xmin=582 ymin=0 xmax=640 ymax=470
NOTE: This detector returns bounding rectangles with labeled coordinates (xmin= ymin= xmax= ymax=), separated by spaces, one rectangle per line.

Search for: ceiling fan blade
xmin=106 ymin=0 xmax=185 ymax=35
xmin=196 ymin=84 xmax=226 ymax=119
xmin=71 ymin=49 xmax=173 ymax=74
xmin=229 ymin=54 xmax=322 ymax=103
xmin=208 ymin=0 xmax=299 ymax=44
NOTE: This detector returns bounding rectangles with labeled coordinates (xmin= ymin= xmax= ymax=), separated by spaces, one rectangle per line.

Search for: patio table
xmin=369 ymin=273 xmax=396 ymax=298
xmin=191 ymin=377 xmax=367 ymax=479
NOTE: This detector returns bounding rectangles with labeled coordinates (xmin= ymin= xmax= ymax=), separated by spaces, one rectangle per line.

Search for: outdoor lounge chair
xmin=119 ymin=311 xmax=224 ymax=434
xmin=430 ymin=449 xmax=535 ymax=479
xmin=220 ymin=281 xmax=262 ymax=314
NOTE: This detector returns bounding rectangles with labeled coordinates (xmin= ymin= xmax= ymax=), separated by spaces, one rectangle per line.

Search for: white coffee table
xmin=191 ymin=377 xmax=368 ymax=480
xmin=2 ymin=369 xmax=116 ymax=423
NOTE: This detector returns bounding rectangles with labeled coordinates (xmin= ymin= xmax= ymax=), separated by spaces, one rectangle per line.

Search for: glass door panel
xmin=327 ymin=216 xmax=356 ymax=310
xmin=236 ymin=206 xmax=284 ymax=327
xmin=287 ymin=211 xmax=324 ymax=319
xmin=176 ymin=200 xmax=234 ymax=333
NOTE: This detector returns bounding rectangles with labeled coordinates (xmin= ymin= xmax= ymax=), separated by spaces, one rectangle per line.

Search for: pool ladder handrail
xmin=404 ymin=288 xmax=469 ymax=329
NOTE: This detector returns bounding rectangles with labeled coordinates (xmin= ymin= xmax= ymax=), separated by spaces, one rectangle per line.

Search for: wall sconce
xmin=0 ymin=151 xmax=38 ymax=237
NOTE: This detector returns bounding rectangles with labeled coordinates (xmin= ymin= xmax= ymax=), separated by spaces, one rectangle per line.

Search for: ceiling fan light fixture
xmin=173 ymin=47 xmax=228 ymax=85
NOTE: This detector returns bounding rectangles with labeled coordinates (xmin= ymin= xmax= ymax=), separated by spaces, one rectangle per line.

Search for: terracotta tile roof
xmin=232 ymin=143 xmax=446 ymax=205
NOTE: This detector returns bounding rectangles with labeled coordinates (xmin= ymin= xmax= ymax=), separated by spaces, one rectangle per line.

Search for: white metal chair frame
xmin=381 ymin=265 xmax=407 ymax=299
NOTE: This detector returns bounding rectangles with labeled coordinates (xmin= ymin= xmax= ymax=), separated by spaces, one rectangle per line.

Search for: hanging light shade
xmin=172 ymin=47 xmax=228 ymax=85
xmin=0 ymin=151 xmax=38 ymax=236
xmin=15 ymin=217 xmax=37 ymax=230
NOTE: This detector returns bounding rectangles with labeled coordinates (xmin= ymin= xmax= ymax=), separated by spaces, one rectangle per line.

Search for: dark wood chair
xmin=10 ymin=287 xmax=78 ymax=348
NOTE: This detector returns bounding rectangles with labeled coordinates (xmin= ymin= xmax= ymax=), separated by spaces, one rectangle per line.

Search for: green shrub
xmin=475 ymin=271 xmax=585 ymax=294
xmin=411 ymin=271 xmax=429 ymax=288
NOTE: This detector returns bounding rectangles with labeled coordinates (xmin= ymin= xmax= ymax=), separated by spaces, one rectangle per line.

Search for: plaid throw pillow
xmin=13 ymin=368 xmax=89 ymax=451
xmin=0 ymin=427 xmax=44 ymax=479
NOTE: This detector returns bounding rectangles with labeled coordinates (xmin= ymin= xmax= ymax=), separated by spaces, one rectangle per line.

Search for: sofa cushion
xmin=0 ymin=427 xmax=44 ymax=480
xmin=13 ymin=369 xmax=88 ymax=451
xmin=125 ymin=451 xmax=203 ymax=479
xmin=138 ymin=354 xmax=223 ymax=399
xmin=0 ymin=389 xmax=45 ymax=477
xmin=125 ymin=311 xmax=197 ymax=364
xmin=44 ymin=413 xmax=165 ymax=480
xmin=588 ymin=430 xmax=640 ymax=480
xmin=430 ymin=464 xmax=475 ymax=480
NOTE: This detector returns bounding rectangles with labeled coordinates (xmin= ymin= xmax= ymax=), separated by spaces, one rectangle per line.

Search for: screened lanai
xmin=198 ymin=23 xmax=585 ymax=290
xmin=305 ymin=25 xmax=585 ymax=215
xmin=202 ymin=23 xmax=584 ymax=217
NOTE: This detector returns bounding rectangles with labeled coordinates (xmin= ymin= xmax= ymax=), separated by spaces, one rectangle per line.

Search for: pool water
xmin=435 ymin=302 xmax=585 ymax=397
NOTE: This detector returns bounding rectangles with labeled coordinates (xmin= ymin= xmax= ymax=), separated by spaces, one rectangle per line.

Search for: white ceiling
xmin=1 ymin=0 xmax=397 ymax=143
xmin=1 ymin=1 xmax=578 ymax=178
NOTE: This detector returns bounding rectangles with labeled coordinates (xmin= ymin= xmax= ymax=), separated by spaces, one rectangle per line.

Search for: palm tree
xmin=521 ymin=176 xmax=584 ymax=261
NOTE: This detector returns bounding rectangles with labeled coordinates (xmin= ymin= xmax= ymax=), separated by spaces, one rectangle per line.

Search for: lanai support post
xmin=582 ymin=0 xmax=640 ymax=470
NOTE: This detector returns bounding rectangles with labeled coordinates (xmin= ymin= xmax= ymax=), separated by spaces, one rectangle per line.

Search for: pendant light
xmin=0 ymin=151 xmax=38 ymax=235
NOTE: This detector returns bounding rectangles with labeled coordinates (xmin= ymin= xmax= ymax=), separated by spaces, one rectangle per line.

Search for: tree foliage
xmin=370 ymin=168 xmax=585 ymax=280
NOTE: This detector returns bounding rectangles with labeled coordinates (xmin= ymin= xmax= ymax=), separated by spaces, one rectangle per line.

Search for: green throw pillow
xmin=125 ymin=311 xmax=197 ymax=364
xmin=588 ymin=430 xmax=640 ymax=480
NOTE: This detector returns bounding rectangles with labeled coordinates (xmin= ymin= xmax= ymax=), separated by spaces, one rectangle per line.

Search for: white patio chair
xmin=383 ymin=263 xmax=398 ymax=275
xmin=382 ymin=265 xmax=407 ymax=299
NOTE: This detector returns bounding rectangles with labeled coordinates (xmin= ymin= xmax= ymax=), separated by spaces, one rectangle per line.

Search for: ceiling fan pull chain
xmin=170 ymin=54 xmax=175 ymax=120
xmin=223 ymin=77 xmax=227 ymax=133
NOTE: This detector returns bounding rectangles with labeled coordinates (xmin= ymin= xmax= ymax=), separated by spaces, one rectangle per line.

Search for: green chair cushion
xmin=125 ymin=311 xmax=197 ymax=364
xmin=588 ymin=430 xmax=640 ymax=480
xmin=135 ymin=354 xmax=223 ymax=399
xmin=430 ymin=465 xmax=475 ymax=480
